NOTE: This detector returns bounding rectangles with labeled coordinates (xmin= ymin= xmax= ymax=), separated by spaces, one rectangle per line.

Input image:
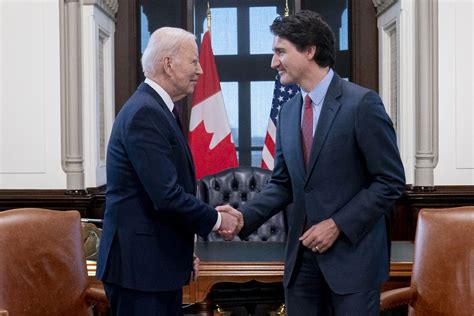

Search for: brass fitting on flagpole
xmin=207 ymin=0 xmax=211 ymax=32
xmin=284 ymin=0 xmax=289 ymax=17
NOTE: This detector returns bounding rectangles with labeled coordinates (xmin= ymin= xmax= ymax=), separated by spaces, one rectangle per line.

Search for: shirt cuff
xmin=212 ymin=211 xmax=222 ymax=231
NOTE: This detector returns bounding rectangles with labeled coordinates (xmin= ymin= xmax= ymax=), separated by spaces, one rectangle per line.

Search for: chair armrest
xmin=85 ymin=284 xmax=109 ymax=311
xmin=0 ymin=309 xmax=8 ymax=316
xmin=380 ymin=287 xmax=417 ymax=311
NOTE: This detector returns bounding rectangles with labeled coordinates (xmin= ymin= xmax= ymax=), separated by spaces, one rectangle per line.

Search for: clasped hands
xmin=216 ymin=204 xmax=243 ymax=241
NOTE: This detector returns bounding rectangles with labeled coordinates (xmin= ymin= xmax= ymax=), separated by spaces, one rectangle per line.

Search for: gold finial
xmin=207 ymin=0 xmax=211 ymax=32
xmin=284 ymin=0 xmax=289 ymax=17
xmin=277 ymin=304 xmax=286 ymax=315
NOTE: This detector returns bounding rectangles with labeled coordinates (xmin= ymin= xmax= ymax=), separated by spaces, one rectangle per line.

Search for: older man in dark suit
xmin=97 ymin=27 xmax=241 ymax=316
xmin=218 ymin=11 xmax=405 ymax=315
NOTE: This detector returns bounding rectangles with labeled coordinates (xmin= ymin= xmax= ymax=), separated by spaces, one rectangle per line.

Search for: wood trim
xmin=390 ymin=262 xmax=413 ymax=277
xmin=200 ymin=262 xmax=285 ymax=276
xmin=391 ymin=185 xmax=474 ymax=240
xmin=114 ymin=0 xmax=139 ymax=114
xmin=0 ymin=187 xmax=106 ymax=219
xmin=1 ymin=185 xmax=472 ymax=237
xmin=350 ymin=0 xmax=379 ymax=91
xmin=87 ymin=254 xmax=412 ymax=304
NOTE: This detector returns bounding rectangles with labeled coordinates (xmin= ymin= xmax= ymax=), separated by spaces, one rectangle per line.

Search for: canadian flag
xmin=189 ymin=31 xmax=238 ymax=179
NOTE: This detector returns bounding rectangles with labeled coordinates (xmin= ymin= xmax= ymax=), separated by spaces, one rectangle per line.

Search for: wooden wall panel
xmin=1 ymin=186 xmax=473 ymax=240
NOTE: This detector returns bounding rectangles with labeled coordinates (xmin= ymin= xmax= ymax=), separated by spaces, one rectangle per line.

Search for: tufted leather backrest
xmin=197 ymin=167 xmax=287 ymax=241
xmin=408 ymin=207 xmax=474 ymax=316
xmin=0 ymin=208 xmax=92 ymax=316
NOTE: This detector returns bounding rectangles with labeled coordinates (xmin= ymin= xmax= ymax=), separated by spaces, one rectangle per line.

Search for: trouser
xmin=285 ymin=248 xmax=380 ymax=316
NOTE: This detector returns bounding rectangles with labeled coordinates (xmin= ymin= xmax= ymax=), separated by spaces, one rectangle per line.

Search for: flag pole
xmin=284 ymin=0 xmax=289 ymax=17
xmin=207 ymin=1 xmax=211 ymax=32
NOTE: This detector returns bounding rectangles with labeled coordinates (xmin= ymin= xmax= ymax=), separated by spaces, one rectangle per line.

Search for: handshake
xmin=216 ymin=205 xmax=244 ymax=241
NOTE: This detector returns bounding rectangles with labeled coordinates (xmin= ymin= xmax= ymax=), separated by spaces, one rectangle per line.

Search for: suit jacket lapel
xmin=285 ymin=94 xmax=306 ymax=181
xmin=139 ymin=83 xmax=196 ymax=184
xmin=173 ymin=120 xmax=196 ymax=185
xmin=305 ymin=75 xmax=342 ymax=183
xmin=180 ymin=132 xmax=196 ymax=186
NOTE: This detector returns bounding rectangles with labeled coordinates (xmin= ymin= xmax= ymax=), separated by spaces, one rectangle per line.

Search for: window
xmin=193 ymin=0 xmax=296 ymax=166
xmin=138 ymin=0 xmax=350 ymax=167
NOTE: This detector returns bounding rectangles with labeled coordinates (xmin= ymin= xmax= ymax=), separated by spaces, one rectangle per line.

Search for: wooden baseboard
xmin=0 ymin=186 xmax=106 ymax=219
xmin=1 ymin=185 xmax=473 ymax=238
xmin=392 ymin=185 xmax=474 ymax=240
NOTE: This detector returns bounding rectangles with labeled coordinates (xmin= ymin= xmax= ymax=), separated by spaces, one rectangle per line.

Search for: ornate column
xmin=60 ymin=0 xmax=85 ymax=193
xmin=414 ymin=0 xmax=438 ymax=189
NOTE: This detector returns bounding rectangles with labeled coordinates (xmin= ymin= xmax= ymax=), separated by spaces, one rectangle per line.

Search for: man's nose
xmin=270 ymin=54 xmax=279 ymax=69
xmin=196 ymin=62 xmax=203 ymax=75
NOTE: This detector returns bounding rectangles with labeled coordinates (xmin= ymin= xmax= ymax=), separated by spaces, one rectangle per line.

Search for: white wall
xmin=0 ymin=0 xmax=65 ymax=189
xmin=436 ymin=0 xmax=474 ymax=185
xmin=1 ymin=1 xmax=472 ymax=189
xmin=0 ymin=0 xmax=115 ymax=189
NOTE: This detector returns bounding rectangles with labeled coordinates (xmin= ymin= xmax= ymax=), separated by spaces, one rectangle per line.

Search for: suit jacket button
xmin=304 ymin=187 xmax=313 ymax=193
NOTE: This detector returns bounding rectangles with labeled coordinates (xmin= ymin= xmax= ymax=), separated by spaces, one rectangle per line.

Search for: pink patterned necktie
xmin=301 ymin=95 xmax=313 ymax=169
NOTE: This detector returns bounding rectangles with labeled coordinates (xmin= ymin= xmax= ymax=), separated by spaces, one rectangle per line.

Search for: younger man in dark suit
xmin=218 ymin=11 xmax=405 ymax=315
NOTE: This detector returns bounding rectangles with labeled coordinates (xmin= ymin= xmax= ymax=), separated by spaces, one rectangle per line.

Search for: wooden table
xmin=182 ymin=241 xmax=413 ymax=304
xmin=88 ymin=241 xmax=413 ymax=313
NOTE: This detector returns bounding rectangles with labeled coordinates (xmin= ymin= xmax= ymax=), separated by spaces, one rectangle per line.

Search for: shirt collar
xmin=301 ymin=68 xmax=334 ymax=106
xmin=144 ymin=77 xmax=175 ymax=113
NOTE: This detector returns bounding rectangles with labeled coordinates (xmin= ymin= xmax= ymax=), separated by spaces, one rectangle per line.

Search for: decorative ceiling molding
xmin=373 ymin=0 xmax=399 ymax=16
xmin=83 ymin=0 xmax=118 ymax=19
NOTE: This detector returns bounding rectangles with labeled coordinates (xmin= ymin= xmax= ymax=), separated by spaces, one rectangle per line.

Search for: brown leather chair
xmin=0 ymin=208 xmax=108 ymax=316
xmin=380 ymin=206 xmax=474 ymax=315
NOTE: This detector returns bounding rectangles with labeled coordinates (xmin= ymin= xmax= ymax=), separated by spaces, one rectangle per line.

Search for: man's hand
xmin=299 ymin=218 xmax=340 ymax=253
xmin=190 ymin=254 xmax=199 ymax=282
xmin=216 ymin=204 xmax=244 ymax=240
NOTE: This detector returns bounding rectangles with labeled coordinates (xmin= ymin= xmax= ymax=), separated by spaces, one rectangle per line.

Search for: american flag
xmin=261 ymin=75 xmax=300 ymax=170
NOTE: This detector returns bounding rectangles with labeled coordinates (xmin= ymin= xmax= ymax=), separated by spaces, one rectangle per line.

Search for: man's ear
xmin=163 ymin=56 xmax=173 ymax=75
xmin=306 ymin=45 xmax=317 ymax=60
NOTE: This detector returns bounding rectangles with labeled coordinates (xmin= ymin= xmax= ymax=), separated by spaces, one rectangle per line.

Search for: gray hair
xmin=141 ymin=27 xmax=196 ymax=77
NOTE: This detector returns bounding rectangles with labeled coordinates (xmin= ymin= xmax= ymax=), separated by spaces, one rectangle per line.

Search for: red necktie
xmin=301 ymin=95 xmax=313 ymax=169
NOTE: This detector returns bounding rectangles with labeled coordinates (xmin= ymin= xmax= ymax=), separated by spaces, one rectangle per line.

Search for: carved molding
xmin=83 ymin=0 xmax=119 ymax=19
xmin=373 ymin=0 xmax=399 ymax=16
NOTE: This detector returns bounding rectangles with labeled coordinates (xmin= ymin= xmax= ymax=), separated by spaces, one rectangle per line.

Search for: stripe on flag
xmin=261 ymin=75 xmax=299 ymax=170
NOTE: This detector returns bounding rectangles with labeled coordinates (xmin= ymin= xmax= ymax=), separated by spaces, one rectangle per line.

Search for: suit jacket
xmin=97 ymin=83 xmax=217 ymax=292
xmin=240 ymin=73 xmax=405 ymax=294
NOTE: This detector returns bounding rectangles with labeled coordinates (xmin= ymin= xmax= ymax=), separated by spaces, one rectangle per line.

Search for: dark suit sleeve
xmin=125 ymin=105 xmax=217 ymax=237
xmin=331 ymin=91 xmax=405 ymax=244
xmin=239 ymin=110 xmax=293 ymax=237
